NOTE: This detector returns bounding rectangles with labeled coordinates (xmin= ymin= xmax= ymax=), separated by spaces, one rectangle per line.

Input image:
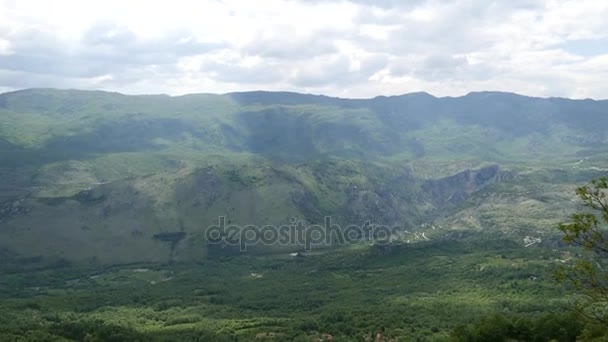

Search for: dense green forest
xmin=2 ymin=237 xmax=604 ymax=341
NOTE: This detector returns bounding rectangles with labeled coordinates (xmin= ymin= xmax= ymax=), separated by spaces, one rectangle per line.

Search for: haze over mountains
xmin=1 ymin=88 xmax=607 ymax=264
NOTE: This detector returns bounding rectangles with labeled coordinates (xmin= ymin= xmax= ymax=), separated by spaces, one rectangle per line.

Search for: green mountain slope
xmin=1 ymin=88 xmax=607 ymax=264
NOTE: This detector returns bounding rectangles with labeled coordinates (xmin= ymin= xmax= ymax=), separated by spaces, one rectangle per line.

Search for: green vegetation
xmin=0 ymin=238 xmax=588 ymax=341
xmin=2 ymin=89 xmax=608 ymax=340
xmin=1 ymin=90 xmax=606 ymax=216
xmin=451 ymin=312 xmax=585 ymax=341
xmin=557 ymin=177 xmax=608 ymax=325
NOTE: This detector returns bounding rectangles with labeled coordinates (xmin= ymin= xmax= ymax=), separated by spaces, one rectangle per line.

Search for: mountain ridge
xmin=3 ymin=87 xmax=607 ymax=102
xmin=1 ymin=87 xmax=607 ymax=264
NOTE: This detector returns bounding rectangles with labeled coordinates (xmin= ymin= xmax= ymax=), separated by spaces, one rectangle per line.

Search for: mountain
xmin=1 ymin=88 xmax=607 ymax=265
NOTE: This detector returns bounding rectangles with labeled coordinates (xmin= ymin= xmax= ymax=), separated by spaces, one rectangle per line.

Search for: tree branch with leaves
xmin=557 ymin=177 xmax=608 ymax=325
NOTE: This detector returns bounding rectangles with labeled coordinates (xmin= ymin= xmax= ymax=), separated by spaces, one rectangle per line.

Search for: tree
xmin=557 ymin=177 xmax=608 ymax=325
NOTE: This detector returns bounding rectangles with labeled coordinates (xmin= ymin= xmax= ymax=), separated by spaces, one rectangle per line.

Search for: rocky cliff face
xmin=422 ymin=165 xmax=512 ymax=207
xmin=0 ymin=200 xmax=28 ymax=221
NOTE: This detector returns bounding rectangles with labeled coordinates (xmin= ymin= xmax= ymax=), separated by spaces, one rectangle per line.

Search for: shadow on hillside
xmin=2 ymin=118 xmax=205 ymax=167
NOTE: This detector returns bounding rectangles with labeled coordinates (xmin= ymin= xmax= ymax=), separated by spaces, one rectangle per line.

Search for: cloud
xmin=290 ymin=53 xmax=387 ymax=87
xmin=300 ymin=0 xmax=426 ymax=10
xmin=0 ymin=24 xmax=222 ymax=80
xmin=200 ymin=58 xmax=285 ymax=84
xmin=0 ymin=0 xmax=607 ymax=99
xmin=242 ymin=29 xmax=339 ymax=60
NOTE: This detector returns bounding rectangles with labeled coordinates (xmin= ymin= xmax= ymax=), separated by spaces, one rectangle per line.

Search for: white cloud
xmin=0 ymin=0 xmax=607 ymax=99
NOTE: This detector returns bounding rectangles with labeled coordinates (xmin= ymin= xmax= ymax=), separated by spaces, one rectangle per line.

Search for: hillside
xmin=1 ymin=89 xmax=607 ymax=264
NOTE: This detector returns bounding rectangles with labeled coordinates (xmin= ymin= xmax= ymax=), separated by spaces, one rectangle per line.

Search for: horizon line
xmin=0 ymin=87 xmax=605 ymax=102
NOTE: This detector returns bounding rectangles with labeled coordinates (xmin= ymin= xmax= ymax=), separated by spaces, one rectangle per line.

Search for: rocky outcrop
xmin=422 ymin=165 xmax=512 ymax=207
xmin=73 ymin=188 xmax=107 ymax=204
xmin=0 ymin=199 xmax=28 ymax=221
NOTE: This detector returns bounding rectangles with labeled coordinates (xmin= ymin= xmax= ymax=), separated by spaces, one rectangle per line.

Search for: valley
xmin=1 ymin=89 xmax=607 ymax=340
xmin=1 ymin=89 xmax=607 ymax=264
xmin=0 ymin=238 xmax=579 ymax=341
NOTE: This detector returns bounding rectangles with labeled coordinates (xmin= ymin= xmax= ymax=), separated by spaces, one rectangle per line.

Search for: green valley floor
xmin=0 ymin=238 xmax=594 ymax=341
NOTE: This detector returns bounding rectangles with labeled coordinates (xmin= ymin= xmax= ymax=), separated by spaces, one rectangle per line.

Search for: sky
xmin=0 ymin=0 xmax=607 ymax=99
